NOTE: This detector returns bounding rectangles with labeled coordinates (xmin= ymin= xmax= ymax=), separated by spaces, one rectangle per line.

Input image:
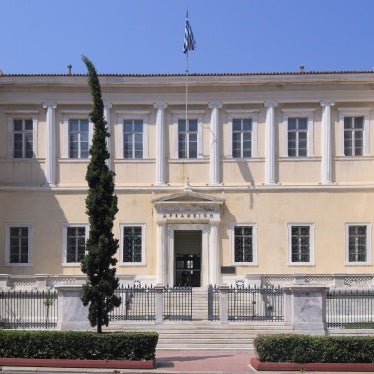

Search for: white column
xmin=43 ymin=102 xmax=57 ymax=185
xmin=264 ymin=101 xmax=278 ymax=184
xmin=156 ymin=223 xmax=167 ymax=285
xmin=104 ymin=103 xmax=112 ymax=168
xmin=154 ymin=102 xmax=168 ymax=185
xmin=321 ymin=100 xmax=335 ymax=184
xmin=209 ymin=102 xmax=222 ymax=185
xmin=209 ymin=223 xmax=220 ymax=285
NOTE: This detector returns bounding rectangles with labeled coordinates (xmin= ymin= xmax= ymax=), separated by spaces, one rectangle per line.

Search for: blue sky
xmin=1 ymin=0 xmax=374 ymax=75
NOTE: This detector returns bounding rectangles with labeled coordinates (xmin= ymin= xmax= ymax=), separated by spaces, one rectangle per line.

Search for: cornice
xmin=2 ymin=71 xmax=374 ymax=87
xmin=1 ymin=183 xmax=374 ymax=193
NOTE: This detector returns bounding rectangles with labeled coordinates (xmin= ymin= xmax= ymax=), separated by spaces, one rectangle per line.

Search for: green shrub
xmin=254 ymin=334 xmax=374 ymax=363
xmin=0 ymin=330 xmax=158 ymax=361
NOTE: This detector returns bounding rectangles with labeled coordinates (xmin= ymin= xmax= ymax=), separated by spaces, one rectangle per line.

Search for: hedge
xmin=254 ymin=334 xmax=374 ymax=363
xmin=0 ymin=330 xmax=158 ymax=361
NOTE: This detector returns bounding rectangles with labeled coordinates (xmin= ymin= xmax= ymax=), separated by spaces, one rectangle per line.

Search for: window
xmin=115 ymin=111 xmax=149 ymax=159
xmin=288 ymin=117 xmax=307 ymax=157
xmin=232 ymin=119 xmax=252 ymax=158
xmin=281 ymin=109 xmax=315 ymax=157
xmin=344 ymin=116 xmax=364 ymax=156
xmin=172 ymin=111 xmax=204 ymax=159
xmin=13 ymin=119 xmax=34 ymax=158
xmin=5 ymin=225 xmax=31 ymax=265
xmin=338 ymin=108 xmax=370 ymax=157
xmin=120 ymin=224 xmax=146 ymax=265
xmin=63 ymin=225 xmax=88 ymax=264
xmin=232 ymin=224 xmax=257 ymax=264
xmin=124 ymin=119 xmax=143 ymax=159
xmin=345 ymin=224 xmax=371 ymax=264
xmin=288 ymin=224 xmax=314 ymax=264
xmin=69 ymin=119 xmax=89 ymax=158
xmin=178 ymin=119 xmax=198 ymax=158
xmin=226 ymin=110 xmax=258 ymax=158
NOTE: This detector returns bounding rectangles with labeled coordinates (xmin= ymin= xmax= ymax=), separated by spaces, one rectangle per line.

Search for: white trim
xmin=287 ymin=223 xmax=315 ymax=266
xmin=62 ymin=223 xmax=89 ymax=266
xmin=264 ymin=101 xmax=278 ymax=184
xmin=231 ymin=223 xmax=258 ymax=265
xmin=61 ymin=114 xmax=93 ymax=159
xmin=337 ymin=109 xmax=371 ymax=156
xmin=226 ymin=113 xmax=258 ymax=158
xmin=4 ymin=110 xmax=40 ymax=114
xmin=282 ymin=109 xmax=315 ymax=157
xmin=344 ymin=222 xmax=372 ymax=265
xmin=119 ymin=223 xmax=146 ymax=266
xmin=167 ymin=223 xmax=210 ymax=287
xmin=115 ymin=110 xmax=150 ymax=115
xmin=116 ymin=113 xmax=149 ymax=159
xmin=5 ymin=224 xmax=32 ymax=266
xmin=172 ymin=113 xmax=204 ymax=159
xmin=7 ymin=115 xmax=38 ymax=159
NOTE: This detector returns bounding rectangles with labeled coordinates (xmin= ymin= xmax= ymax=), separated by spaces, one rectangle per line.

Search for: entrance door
xmin=174 ymin=230 xmax=202 ymax=287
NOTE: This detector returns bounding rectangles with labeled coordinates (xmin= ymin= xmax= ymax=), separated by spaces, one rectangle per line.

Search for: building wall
xmin=1 ymin=72 xmax=374 ymax=286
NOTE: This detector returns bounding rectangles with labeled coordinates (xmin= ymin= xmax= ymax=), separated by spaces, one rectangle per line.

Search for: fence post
xmin=283 ymin=285 xmax=329 ymax=335
xmin=155 ymin=284 xmax=164 ymax=324
xmin=0 ymin=274 xmax=9 ymax=290
xmin=55 ymin=285 xmax=90 ymax=330
xmin=219 ymin=284 xmax=229 ymax=323
xmin=34 ymin=274 xmax=49 ymax=290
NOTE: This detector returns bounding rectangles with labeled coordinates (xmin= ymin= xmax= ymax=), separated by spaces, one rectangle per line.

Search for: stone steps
xmin=110 ymin=288 xmax=292 ymax=350
xmin=106 ymin=321 xmax=293 ymax=350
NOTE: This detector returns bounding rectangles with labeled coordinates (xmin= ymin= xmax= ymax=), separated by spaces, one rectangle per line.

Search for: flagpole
xmin=183 ymin=10 xmax=195 ymax=141
xmin=185 ymin=51 xmax=189 ymax=131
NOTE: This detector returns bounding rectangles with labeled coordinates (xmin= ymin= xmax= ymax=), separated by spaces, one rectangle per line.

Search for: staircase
xmin=106 ymin=287 xmax=293 ymax=350
xmin=107 ymin=320 xmax=292 ymax=350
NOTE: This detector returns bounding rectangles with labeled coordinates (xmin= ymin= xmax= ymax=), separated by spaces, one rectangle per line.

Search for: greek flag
xmin=183 ymin=12 xmax=196 ymax=54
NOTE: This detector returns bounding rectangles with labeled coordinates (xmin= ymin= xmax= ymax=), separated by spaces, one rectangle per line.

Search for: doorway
xmin=174 ymin=230 xmax=202 ymax=287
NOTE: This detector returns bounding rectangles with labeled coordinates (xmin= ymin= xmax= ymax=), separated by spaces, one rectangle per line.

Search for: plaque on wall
xmin=221 ymin=266 xmax=236 ymax=274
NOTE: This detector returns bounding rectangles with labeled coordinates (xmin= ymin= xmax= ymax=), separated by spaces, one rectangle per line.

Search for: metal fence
xmin=163 ymin=286 xmax=192 ymax=321
xmin=327 ymin=289 xmax=374 ymax=328
xmin=228 ymin=285 xmax=284 ymax=321
xmin=208 ymin=284 xmax=220 ymax=320
xmin=110 ymin=284 xmax=155 ymax=321
xmin=0 ymin=290 xmax=58 ymax=329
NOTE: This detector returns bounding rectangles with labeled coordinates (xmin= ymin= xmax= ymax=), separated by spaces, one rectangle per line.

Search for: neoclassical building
xmin=0 ymin=70 xmax=374 ymax=290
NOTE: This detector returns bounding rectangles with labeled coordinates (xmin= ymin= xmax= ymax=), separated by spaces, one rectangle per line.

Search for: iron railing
xmin=110 ymin=284 xmax=155 ymax=321
xmin=163 ymin=286 xmax=192 ymax=321
xmin=208 ymin=284 xmax=220 ymax=320
xmin=0 ymin=289 xmax=58 ymax=329
xmin=327 ymin=290 xmax=374 ymax=328
xmin=228 ymin=285 xmax=284 ymax=321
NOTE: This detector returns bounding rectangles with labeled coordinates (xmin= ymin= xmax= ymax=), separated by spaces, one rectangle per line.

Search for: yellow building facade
xmin=0 ymin=71 xmax=374 ymax=290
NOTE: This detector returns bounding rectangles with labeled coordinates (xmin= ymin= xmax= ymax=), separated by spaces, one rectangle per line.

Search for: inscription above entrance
xmin=153 ymin=190 xmax=225 ymax=223
xmin=158 ymin=211 xmax=219 ymax=223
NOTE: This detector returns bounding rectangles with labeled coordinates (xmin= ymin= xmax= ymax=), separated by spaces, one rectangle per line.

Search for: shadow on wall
xmin=236 ymin=160 xmax=254 ymax=209
xmin=0 ymin=109 xmax=72 ymax=279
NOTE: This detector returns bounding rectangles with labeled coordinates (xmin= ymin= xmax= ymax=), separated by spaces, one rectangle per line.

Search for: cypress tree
xmin=81 ymin=55 xmax=121 ymax=333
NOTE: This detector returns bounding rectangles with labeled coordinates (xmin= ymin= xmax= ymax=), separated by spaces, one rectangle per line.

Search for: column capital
xmin=208 ymin=101 xmax=222 ymax=109
xmin=264 ymin=100 xmax=278 ymax=109
xmin=42 ymin=102 xmax=57 ymax=109
xmin=154 ymin=102 xmax=168 ymax=110
xmin=320 ymin=100 xmax=335 ymax=107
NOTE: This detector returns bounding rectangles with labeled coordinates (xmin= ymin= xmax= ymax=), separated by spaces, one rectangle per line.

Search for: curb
xmin=0 ymin=357 xmax=155 ymax=370
xmin=250 ymin=357 xmax=374 ymax=372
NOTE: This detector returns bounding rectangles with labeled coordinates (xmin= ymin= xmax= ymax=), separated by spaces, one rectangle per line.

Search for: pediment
xmin=152 ymin=190 xmax=224 ymax=205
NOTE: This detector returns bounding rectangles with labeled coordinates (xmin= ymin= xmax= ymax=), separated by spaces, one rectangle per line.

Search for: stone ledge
xmin=0 ymin=357 xmax=155 ymax=369
xmin=250 ymin=357 xmax=374 ymax=372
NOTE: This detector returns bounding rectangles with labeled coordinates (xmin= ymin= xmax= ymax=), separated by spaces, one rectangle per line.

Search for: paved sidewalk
xmin=154 ymin=350 xmax=255 ymax=373
xmin=0 ymin=350 xmax=369 ymax=374
xmin=0 ymin=351 xmax=256 ymax=374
